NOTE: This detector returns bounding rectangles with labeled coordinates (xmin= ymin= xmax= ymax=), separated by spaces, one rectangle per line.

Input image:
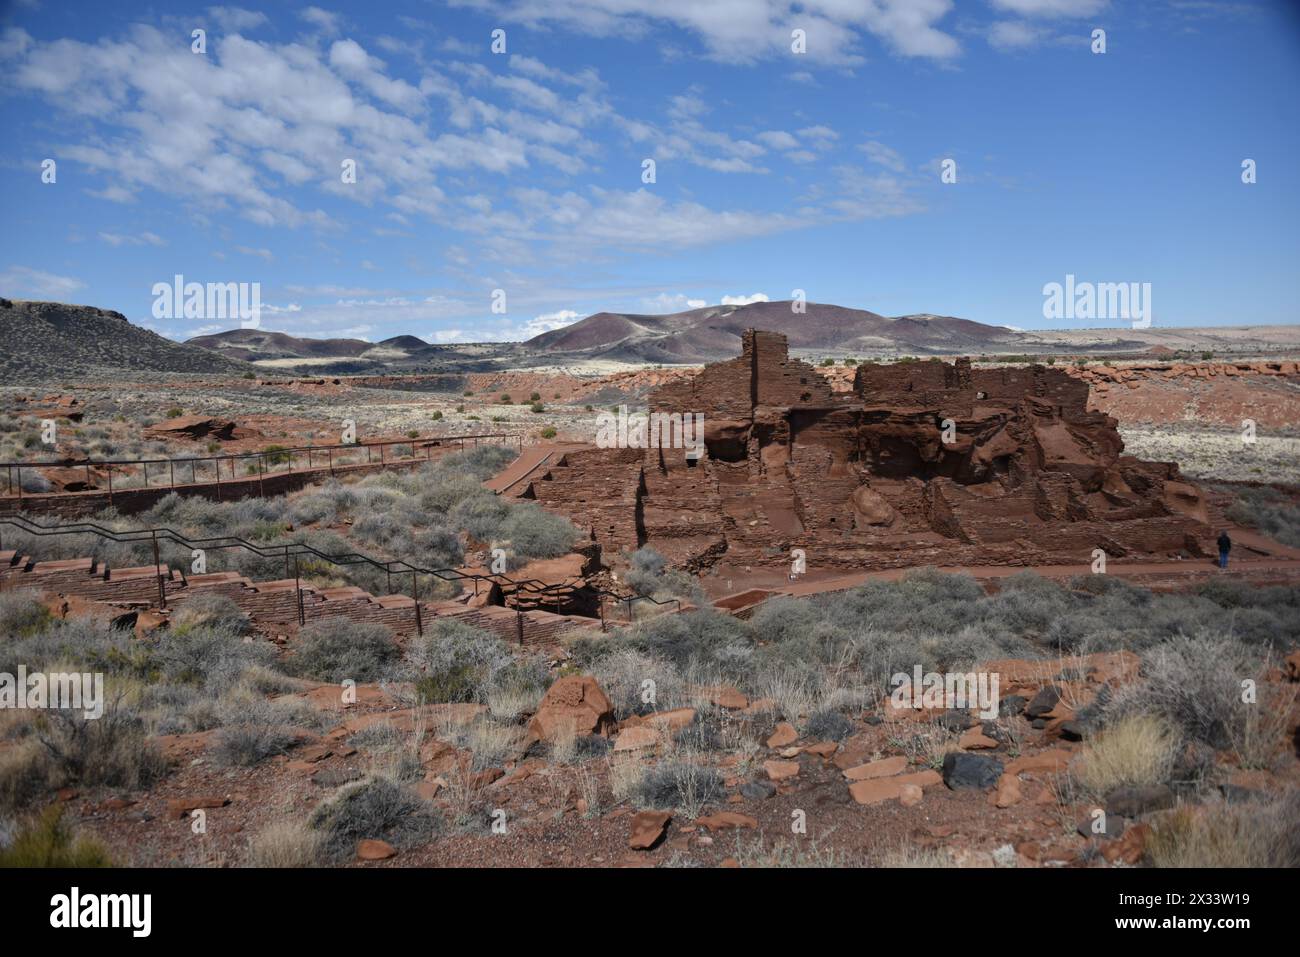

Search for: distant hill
xmin=186 ymin=327 xmax=511 ymax=374
xmin=524 ymin=300 xmax=1024 ymax=362
xmin=185 ymin=328 xmax=444 ymax=364
xmin=0 ymin=298 xmax=256 ymax=383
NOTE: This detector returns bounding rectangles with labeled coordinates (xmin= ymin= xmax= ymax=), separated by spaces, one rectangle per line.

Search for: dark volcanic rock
xmin=942 ymin=752 xmax=1004 ymax=791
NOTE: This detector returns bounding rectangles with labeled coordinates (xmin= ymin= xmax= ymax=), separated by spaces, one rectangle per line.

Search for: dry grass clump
xmin=1147 ymin=790 xmax=1300 ymax=868
xmin=1076 ymin=714 xmax=1180 ymax=797
xmin=245 ymin=820 xmax=325 ymax=868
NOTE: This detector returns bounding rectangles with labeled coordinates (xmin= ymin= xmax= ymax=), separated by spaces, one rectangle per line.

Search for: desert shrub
xmin=215 ymin=719 xmax=299 ymax=767
xmin=449 ymin=489 xmax=511 ymax=540
xmin=804 ymin=709 xmax=853 ymax=742
xmin=634 ymin=760 xmax=723 ymax=816
xmin=408 ymin=619 xmax=547 ymax=704
xmin=0 ymin=805 xmax=112 ymax=867
xmin=245 ymin=820 xmax=325 ymax=868
xmin=288 ymin=619 xmax=401 ymax=683
xmin=591 ymin=648 xmax=686 ymax=719
xmin=600 ymin=609 xmax=754 ymax=681
xmin=625 ymin=547 xmax=666 ymax=596
xmin=495 ymin=503 xmax=577 ymax=560
xmin=309 ymin=777 xmax=438 ymax=860
xmin=1075 ymin=714 xmax=1181 ymax=797
xmin=168 ymin=593 xmax=251 ymax=636
xmin=418 ymin=472 xmax=485 ymax=514
xmin=31 ymin=705 xmax=168 ymax=792
xmin=0 ymin=590 xmax=51 ymax=637
xmin=539 ymin=427 xmax=556 ymax=439
xmin=1147 ymin=790 xmax=1300 ymax=868
xmin=1104 ymin=635 xmax=1259 ymax=748
xmin=0 ymin=741 xmax=55 ymax=813
xmin=151 ymin=622 xmax=275 ymax=689
xmin=213 ymin=691 xmax=306 ymax=764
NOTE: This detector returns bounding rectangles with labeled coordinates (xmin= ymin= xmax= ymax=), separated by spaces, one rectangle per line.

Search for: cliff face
xmin=525 ymin=330 xmax=1213 ymax=573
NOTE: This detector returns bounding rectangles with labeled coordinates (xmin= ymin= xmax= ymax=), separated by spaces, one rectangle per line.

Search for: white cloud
xmin=97 ymin=230 xmax=166 ymax=247
xmin=988 ymin=21 xmax=1048 ymax=50
xmin=989 ymin=0 xmax=1108 ymax=16
xmin=721 ymin=292 xmax=770 ymax=306
xmin=299 ymin=6 xmax=341 ymax=35
xmin=860 ymin=140 xmax=906 ymax=172
xmin=757 ymin=130 xmax=799 ymax=150
xmin=455 ymin=0 xmax=962 ymax=63
xmin=520 ymin=309 xmax=582 ymax=337
xmin=642 ymin=293 xmax=708 ymax=313
xmin=0 ymin=265 xmax=86 ymax=299
xmin=205 ymin=6 xmax=269 ymax=32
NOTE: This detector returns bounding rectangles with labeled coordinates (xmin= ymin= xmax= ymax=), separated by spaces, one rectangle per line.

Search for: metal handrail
xmin=1 ymin=432 xmax=523 ymax=500
xmin=0 ymin=514 xmax=680 ymax=635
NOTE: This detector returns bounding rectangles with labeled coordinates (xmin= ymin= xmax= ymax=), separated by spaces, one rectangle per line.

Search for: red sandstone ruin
xmin=523 ymin=330 xmax=1214 ymax=573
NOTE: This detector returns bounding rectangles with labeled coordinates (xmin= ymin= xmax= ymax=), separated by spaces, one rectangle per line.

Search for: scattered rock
xmin=696 ymin=811 xmax=758 ymax=831
xmin=1105 ymin=785 xmax=1175 ymax=818
xmin=357 ymin=839 xmax=397 ymax=861
xmin=992 ymin=774 xmax=1022 ymax=808
xmin=613 ymin=725 xmax=662 ymax=753
xmin=942 ymin=752 xmax=1003 ymax=791
xmin=763 ymin=759 xmax=800 ymax=782
xmin=165 ymin=796 xmax=230 ymax=819
xmin=707 ymin=686 xmax=748 ymax=710
xmin=1025 ymin=686 xmax=1062 ymax=719
xmin=740 ymin=781 xmax=777 ymax=801
xmin=1077 ymin=813 xmax=1127 ymax=839
xmin=628 ymin=811 xmax=671 ymax=850
xmin=766 ymin=722 xmax=798 ymax=748
xmin=958 ymin=726 xmax=999 ymax=750
xmin=528 ymin=675 xmax=614 ymax=742
xmin=898 ymin=784 xmax=924 ymax=807
xmin=938 ymin=709 xmax=976 ymax=732
xmin=843 ymin=756 xmax=908 ymax=781
xmin=999 ymin=695 xmax=1027 ymax=717
xmin=848 ymin=770 xmax=941 ymax=806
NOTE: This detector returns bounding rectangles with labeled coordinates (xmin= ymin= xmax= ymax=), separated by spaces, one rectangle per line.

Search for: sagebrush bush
xmin=309 ymin=777 xmax=438 ymax=860
xmin=288 ymin=619 xmax=401 ymax=683
xmin=0 ymin=590 xmax=51 ymax=637
xmin=1105 ymin=635 xmax=1259 ymax=749
xmin=407 ymin=619 xmax=548 ymax=705
xmin=168 ymin=593 xmax=251 ymax=636
xmin=634 ymin=760 xmax=723 ymax=816
xmin=30 ymin=705 xmax=168 ymax=793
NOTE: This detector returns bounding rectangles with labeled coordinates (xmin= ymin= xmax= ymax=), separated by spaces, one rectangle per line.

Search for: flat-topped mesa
xmin=526 ymin=330 xmax=1213 ymax=574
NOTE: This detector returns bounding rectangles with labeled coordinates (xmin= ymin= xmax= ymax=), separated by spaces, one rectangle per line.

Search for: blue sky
xmin=1 ymin=0 xmax=1297 ymax=343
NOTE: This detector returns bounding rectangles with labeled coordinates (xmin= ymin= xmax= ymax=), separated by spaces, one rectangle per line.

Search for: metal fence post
xmin=152 ymin=529 xmax=166 ymax=609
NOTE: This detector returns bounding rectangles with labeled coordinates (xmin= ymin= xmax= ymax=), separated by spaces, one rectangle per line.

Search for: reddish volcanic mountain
xmin=524 ymin=300 xmax=1024 ymax=363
